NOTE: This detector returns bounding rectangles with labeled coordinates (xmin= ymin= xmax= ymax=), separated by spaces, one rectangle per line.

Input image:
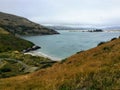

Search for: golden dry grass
xmin=0 ymin=38 xmax=120 ymax=90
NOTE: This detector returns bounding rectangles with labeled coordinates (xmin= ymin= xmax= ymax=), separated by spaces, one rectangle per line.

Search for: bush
xmin=59 ymin=84 xmax=71 ymax=90
xmin=76 ymin=50 xmax=84 ymax=54
xmin=111 ymin=38 xmax=117 ymax=41
xmin=97 ymin=42 xmax=106 ymax=46
xmin=0 ymin=68 xmax=11 ymax=72
xmin=60 ymin=58 xmax=67 ymax=64
xmin=103 ymin=46 xmax=111 ymax=51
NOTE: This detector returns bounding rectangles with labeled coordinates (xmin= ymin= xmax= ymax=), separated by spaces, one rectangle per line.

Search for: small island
xmin=88 ymin=29 xmax=103 ymax=32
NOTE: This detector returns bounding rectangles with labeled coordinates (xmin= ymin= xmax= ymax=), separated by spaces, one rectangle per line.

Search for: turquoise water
xmin=22 ymin=30 xmax=120 ymax=60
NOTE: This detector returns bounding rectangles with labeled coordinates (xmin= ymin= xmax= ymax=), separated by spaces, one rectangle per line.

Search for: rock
xmin=23 ymin=45 xmax=41 ymax=53
xmin=32 ymin=45 xmax=41 ymax=50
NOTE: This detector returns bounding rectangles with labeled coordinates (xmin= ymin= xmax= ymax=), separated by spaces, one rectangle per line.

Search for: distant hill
xmin=0 ymin=36 xmax=120 ymax=90
xmin=102 ymin=26 xmax=120 ymax=30
xmin=0 ymin=12 xmax=59 ymax=35
xmin=46 ymin=25 xmax=120 ymax=31
xmin=46 ymin=25 xmax=95 ymax=30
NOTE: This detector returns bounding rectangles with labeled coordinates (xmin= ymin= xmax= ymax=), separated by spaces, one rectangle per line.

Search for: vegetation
xmin=0 ymin=37 xmax=120 ymax=90
xmin=0 ymin=27 xmax=9 ymax=34
xmin=0 ymin=28 xmax=34 ymax=52
xmin=0 ymin=12 xmax=59 ymax=88
xmin=97 ymin=41 xmax=106 ymax=46
xmin=0 ymin=51 xmax=56 ymax=78
xmin=76 ymin=50 xmax=84 ymax=54
xmin=0 ymin=12 xmax=59 ymax=35
xmin=0 ymin=27 xmax=56 ymax=78
xmin=111 ymin=37 xmax=117 ymax=41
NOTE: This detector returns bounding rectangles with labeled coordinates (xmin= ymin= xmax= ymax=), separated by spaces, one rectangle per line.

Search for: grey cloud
xmin=0 ymin=0 xmax=120 ymax=25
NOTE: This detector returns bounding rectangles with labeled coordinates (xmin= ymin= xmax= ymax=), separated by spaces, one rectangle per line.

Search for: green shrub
xmin=59 ymin=84 xmax=71 ymax=90
xmin=0 ymin=68 xmax=11 ymax=72
xmin=97 ymin=42 xmax=106 ymax=46
xmin=111 ymin=38 xmax=117 ymax=41
xmin=60 ymin=58 xmax=67 ymax=64
xmin=103 ymin=46 xmax=111 ymax=51
xmin=76 ymin=50 xmax=84 ymax=54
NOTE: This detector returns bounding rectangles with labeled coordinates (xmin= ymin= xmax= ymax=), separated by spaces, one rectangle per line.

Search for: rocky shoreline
xmin=22 ymin=45 xmax=41 ymax=53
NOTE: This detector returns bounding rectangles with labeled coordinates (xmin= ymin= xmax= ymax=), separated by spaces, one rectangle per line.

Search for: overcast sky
xmin=0 ymin=0 xmax=120 ymax=25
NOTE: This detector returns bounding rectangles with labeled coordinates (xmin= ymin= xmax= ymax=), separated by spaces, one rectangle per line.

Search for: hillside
xmin=0 ymin=28 xmax=56 ymax=78
xmin=0 ymin=37 xmax=120 ymax=90
xmin=0 ymin=51 xmax=56 ymax=78
xmin=46 ymin=25 xmax=95 ymax=30
xmin=0 ymin=12 xmax=59 ymax=35
xmin=0 ymin=27 xmax=34 ymax=52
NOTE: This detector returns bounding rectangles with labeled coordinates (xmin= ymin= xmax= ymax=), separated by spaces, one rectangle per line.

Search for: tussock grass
xmin=0 ymin=38 xmax=120 ymax=90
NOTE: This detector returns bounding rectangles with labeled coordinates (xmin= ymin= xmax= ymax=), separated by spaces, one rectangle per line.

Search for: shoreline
xmin=24 ymin=51 xmax=61 ymax=61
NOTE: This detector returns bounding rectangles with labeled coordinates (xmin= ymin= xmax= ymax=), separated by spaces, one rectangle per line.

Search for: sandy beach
xmin=24 ymin=51 xmax=61 ymax=61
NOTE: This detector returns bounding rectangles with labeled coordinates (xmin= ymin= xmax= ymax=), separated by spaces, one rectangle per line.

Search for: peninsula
xmin=0 ymin=12 xmax=59 ymax=35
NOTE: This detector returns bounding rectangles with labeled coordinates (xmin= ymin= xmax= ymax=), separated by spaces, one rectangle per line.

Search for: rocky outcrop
xmin=0 ymin=12 xmax=59 ymax=35
xmin=22 ymin=45 xmax=41 ymax=53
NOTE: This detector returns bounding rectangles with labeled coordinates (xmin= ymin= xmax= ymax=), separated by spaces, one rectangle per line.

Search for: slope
xmin=0 ymin=27 xmax=34 ymax=52
xmin=0 ymin=28 xmax=56 ymax=78
xmin=0 ymin=37 xmax=120 ymax=90
xmin=0 ymin=12 xmax=59 ymax=35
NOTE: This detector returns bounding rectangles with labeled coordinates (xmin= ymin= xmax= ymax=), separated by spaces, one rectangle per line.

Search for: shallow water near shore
xmin=22 ymin=30 xmax=120 ymax=60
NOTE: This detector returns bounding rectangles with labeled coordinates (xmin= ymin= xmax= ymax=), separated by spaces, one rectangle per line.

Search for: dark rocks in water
xmin=0 ymin=12 xmax=59 ymax=35
xmin=22 ymin=48 xmax=31 ymax=53
xmin=23 ymin=45 xmax=41 ymax=53
xmin=88 ymin=29 xmax=103 ymax=32
xmin=32 ymin=45 xmax=41 ymax=50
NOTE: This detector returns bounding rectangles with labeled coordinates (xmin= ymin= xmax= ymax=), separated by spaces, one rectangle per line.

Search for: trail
xmin=0 ymin=58 xmax=38 ymax=72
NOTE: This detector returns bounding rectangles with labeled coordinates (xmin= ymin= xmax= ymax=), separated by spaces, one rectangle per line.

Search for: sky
xmin=0 ymin=0 xmax=120 ymax=26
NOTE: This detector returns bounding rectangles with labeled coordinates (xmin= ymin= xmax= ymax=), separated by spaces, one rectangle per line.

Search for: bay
xmin=22 ymin=30 xmax=120 ymax=60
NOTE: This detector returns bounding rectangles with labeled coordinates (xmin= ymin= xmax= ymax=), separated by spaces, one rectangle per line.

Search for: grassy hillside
xmin=0 ymin=37 xmax=120 ymax=90
xmin=0 ymin=28 xmax=34 ymax=52
xmin=0 ymin=28 xmax=56 ymax=78
xmin=0 ymin=51 xmax=56 ymax=78
xmin=0 ymin=12 xmax=59 ymax=35
xmin=0 ymin=27 xmax=9 ymax=34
